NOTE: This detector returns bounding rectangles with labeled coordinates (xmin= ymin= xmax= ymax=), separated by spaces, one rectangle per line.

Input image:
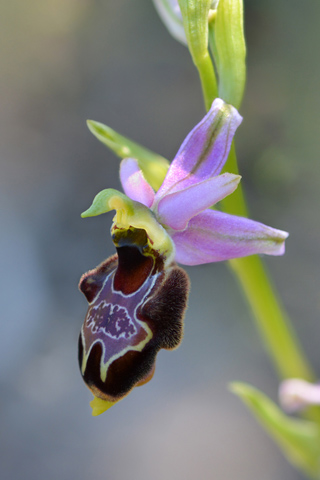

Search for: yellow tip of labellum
xmin=90 ymin=396 xmax=116 ymax=416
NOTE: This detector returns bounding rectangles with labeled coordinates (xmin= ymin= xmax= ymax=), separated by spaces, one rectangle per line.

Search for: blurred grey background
xmin=1 ymin=0 xmax=320 ymax=479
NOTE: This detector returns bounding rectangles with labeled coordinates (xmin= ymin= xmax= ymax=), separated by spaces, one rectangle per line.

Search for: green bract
xmin=231 ymin=382 xmax=320 ymax=479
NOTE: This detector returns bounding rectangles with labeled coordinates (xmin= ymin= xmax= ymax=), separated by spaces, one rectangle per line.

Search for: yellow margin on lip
xmin=80 ymin=274 xmax=155 ymax=384
xmin=80 ymin=322 xmax=153 ymax=383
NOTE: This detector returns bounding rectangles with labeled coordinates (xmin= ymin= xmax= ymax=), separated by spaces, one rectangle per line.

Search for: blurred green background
xmin=1 ymin=1 xmax=320 ymax=479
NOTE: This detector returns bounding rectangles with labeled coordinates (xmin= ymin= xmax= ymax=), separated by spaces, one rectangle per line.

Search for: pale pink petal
xmin=120 ymin=158 xmax=155 ymax=208
xmin=279 ymin=379 xmax=320 ymax=413
xmin=155 ymin=99 xmax=242 ymax=199
xmin=171 ymin=210 xmax=289 ymax=265
xmin=157 ymin=173 xmax=241 ymax=230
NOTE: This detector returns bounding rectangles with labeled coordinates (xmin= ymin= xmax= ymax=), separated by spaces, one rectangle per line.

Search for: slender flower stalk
xmin=174 ymin=14 xmax=315 ymax=384
xmin=219 ymin=144 xmax=315 ymax=381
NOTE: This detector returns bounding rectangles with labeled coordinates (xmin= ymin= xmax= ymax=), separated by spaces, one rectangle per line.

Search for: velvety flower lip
xmin=279 ymin=379 xmax=320 ymax=413
xmin=118 ymin=98 xmax=289 ymax=265
xmin=78 ymin=226 xmax=189 ymax=415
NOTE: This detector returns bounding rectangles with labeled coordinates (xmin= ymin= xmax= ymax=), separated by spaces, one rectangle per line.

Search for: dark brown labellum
xmin=79 ymin=228 xmax=189 ymax=402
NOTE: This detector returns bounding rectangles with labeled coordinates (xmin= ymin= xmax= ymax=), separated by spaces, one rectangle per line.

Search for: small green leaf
xmin=231 ymin=382 xmax=320 ymax=479
xmin=87 ymin=120 xmax=169 ymax=191
xmin=209 ymin=0 xmax=246 ymax=108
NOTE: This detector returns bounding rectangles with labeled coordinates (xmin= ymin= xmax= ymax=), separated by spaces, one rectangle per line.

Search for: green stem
xmin=229 ymin=256 xmax=315 ymax=381
xmin=226 ymin=147 xmax=320 ymax=423
xmin=221 ymin=143 xmax=315 ymax=381
xmin=195 ymin=53 xmax=218 ymax=111
xmin=196 ymin=45 xmax=319 ymax=423
xmin=222 ymin=141 xmax=248 ymax=217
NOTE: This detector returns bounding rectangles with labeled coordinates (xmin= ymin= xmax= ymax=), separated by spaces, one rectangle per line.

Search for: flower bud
xmin=178 ymin=0 xmax=218 ymax=109
xmin=209 ymin=0 xmax=246 ymax=108
xmin=279 ymin=379 xmax=320 ymax=413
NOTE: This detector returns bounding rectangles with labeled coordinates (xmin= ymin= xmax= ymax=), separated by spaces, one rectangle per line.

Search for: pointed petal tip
xmin=229 ymin=381 xmax=247 ymax=396
xmin=81 ymin=207 xmax=93 ymax=218
xmin=90 ymin=396 xmax=116 ymax=416
xmin=81 ymin=194 xmax=111 ymax=217
xmin=171 ymin=211 xmax=289 ymax=265
xmin=86 ymin=119 xmax=100 ymax=132
xmin=210 ymin=98 xmax=243 ymax=127
xmin=233 ymin=173 xmax=242 ymax=185
xmin=86 ymin=120 xmax=117 ymax=145
xmin=280 ymin=229 xmax=289 ymax=239
xmin=157 ymin=98 xmax=244 ymax=198
xmin=268 ymin=229 xmax=289 ymax=256
xmin=120 ymin=158 xmax=155 ymax=207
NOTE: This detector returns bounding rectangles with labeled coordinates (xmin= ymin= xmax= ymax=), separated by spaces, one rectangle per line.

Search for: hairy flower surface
xmin=79 ymin=98 xmax=288 ymax=414
xmin=79 ymin=227 xmax=189 ymax=415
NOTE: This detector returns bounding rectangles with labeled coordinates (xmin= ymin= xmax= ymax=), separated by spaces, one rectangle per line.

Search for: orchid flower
xmin=279 ymin=379 xmax=320 ymax=413
xmin=78 ymin=98 xmax=288 ymax=415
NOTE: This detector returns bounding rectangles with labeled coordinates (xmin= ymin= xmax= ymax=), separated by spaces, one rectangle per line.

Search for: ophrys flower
xmin=79 ymin=98 xmax=288 ymax=415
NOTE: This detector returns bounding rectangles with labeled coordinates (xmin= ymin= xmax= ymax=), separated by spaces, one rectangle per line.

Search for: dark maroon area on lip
xmin=79 ymin=337 xmax=157 ymax=400
xmin=79 ymin=254 xmax=117 ymax=303
xmin=114 ymin=246 xmax=154 ymax=295
xmin=79 ymin=228 xmax=190 ymax=402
